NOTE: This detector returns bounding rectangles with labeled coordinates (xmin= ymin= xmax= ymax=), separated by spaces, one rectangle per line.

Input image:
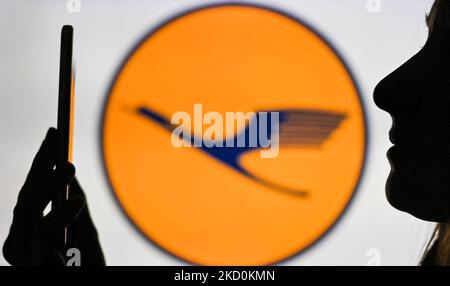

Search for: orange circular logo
xmin=101 ymin=4 xmax=366 ymax=265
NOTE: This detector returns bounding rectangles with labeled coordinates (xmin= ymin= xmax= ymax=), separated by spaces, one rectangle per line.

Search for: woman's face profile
xmin=374 ymin=0 xmax=450 ymax=222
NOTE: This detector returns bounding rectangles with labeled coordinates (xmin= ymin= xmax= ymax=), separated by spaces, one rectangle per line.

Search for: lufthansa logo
xmin=101 ymin=4 xmax=367 ymax=265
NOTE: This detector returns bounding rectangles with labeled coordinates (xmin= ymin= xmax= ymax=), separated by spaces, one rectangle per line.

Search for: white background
xmin=0 ymin=0 xmax=436 ymax=265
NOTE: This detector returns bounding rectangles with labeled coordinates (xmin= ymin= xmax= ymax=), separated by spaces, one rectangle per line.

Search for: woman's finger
xmin=42 ymin=196 xmax=86 ymax=234
xmin=29 ymin=128 xmax=59 ymax=178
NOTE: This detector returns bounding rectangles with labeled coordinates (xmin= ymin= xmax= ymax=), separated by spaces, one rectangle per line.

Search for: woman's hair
xmin=422 ymin=224 xmax=450 ymax=266
xmin=412 ymin=0 xmax=450 ymax=267
xmin=428 ymin=0 xmax=450 ymax=30
xmin=417 ymin=0 xmax=450 ymax=265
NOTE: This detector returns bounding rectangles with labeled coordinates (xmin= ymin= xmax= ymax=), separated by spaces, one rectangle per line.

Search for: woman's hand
xmin=2 ymin=128 xmax=105 ymax=266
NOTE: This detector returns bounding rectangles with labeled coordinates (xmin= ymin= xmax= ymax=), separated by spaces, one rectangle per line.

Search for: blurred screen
xmin=0 ymin=0 xmax=435 ymax=265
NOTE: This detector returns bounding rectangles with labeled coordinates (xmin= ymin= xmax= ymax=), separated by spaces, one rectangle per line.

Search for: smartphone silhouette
xmin=57 ymin=25 xmax=74 ymax=245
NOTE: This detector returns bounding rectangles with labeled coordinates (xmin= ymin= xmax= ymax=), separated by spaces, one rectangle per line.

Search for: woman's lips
xmin=388 ymin=126 xmax=400 ymax=162
xmin=386 ymin=145 xmax=398 ymax=168
xmin=389 ymin=128 xmax=397 ymax=145
xmin=387 ymin=145 xmax=396 ymax=157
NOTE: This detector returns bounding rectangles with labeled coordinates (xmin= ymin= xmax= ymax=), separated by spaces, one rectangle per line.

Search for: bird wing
xmin=263 ymin=109 xmax=347 ymax=147
xmin=137 ymin=106 xmax=347 ymax=147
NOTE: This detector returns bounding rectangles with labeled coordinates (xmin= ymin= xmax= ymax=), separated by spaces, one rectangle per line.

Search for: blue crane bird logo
xmin=137 ymin=106 xmax=346 ymax=197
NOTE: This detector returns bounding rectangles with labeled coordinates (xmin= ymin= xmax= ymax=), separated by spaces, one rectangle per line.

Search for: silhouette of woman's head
xmin=374 ymin=0 xmax=450 ymax=223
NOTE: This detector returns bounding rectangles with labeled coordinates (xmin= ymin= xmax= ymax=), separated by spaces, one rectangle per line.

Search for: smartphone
xmin=57 ymin=25 xmax=75 ymax=245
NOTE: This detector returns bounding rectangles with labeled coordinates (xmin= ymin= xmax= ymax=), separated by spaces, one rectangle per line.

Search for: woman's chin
xmin=385 ymin=171 xmax=450 ymax=222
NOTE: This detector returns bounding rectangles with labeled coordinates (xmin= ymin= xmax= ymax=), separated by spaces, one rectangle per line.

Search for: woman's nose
xmin=373 ymin=48 xmax=429 ymax=115
xmin=373 ymin=76 xmax=393 ymax=113
xmin=373 ymin=58 xmax=414 ymax=114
